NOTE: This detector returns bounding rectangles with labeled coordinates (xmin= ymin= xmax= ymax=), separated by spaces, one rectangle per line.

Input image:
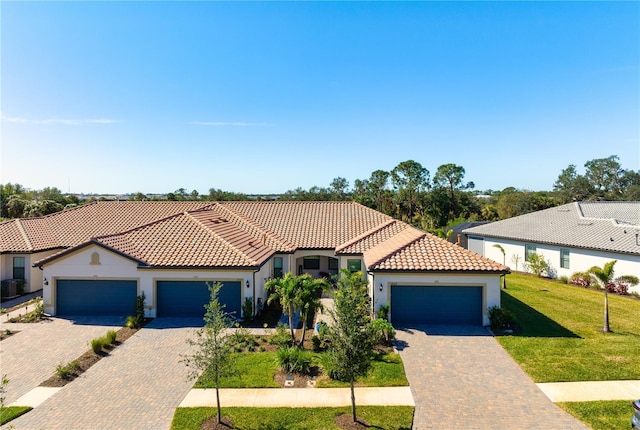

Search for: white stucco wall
xmin=41 ymin=245 xmax=256 ymax=317
xmin=470 ymin=237 xmax=640 ymax=294
xmin=368 ymin=271 xmax=502 ymax=326
xmin=1 ymin=250 xmax=60 ymax=293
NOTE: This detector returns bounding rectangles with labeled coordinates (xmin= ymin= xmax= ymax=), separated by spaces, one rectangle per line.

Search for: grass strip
xmin=172 ymin=406 xmax=414 ymax=430
xmin=0 ymin=406 xmax=32 ymax=425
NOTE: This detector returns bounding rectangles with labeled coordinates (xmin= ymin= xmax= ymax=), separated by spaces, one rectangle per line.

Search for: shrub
xmin=525 ymin=253 xmax=549 ymax=277
xmin=376 ymin=304 xmax=390 ymax=321
xmin=242 ymin=297 xmax=253 ymax=320
xmin=269 ymin=322 xmax=293 ymax=346
xmin=90 ymin=337 xmax=107 ymax=353
xmin=311 ymin=335 xmax=322 ymax=351
xmin=125 ymin=315 xmax=139 ymax=329
xmin=558 ymin=276 xmax=569 ymax=284
xmin=570 ymin=272 xmax=592 ymax=288
xmin=318 ymin=350 xmax=340 ymax=380
xmin=276 ymin=346 xmax=313 ymax=375
xmin=488 ymin=306 xmax=515 ymax=331
xmin=105 ymin=330 xmax=117 ymax=345
xmin=370 ymin=318 xmax=396 ymax=344
xmin=55 ymin=360 xmax=79 ymax=380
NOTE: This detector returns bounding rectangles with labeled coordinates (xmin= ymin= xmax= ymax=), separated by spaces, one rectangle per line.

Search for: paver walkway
xmin=9 ymin=318 xmax=201 ymax=430
xmin=395 ymin=325 xmax=588 ymax=430
xmin=0 ymin=316 xmax=123 ymax=404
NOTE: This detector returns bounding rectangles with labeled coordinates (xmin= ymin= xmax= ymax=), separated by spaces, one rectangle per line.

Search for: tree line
xmin=2 ymin=155 xmax=638 ymax=234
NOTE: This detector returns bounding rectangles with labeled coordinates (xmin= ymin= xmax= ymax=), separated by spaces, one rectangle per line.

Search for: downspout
xmin=368 ymin=271 xmax=375 ymax=318
xmin=252 ymin=269 xmax=259 ymax=318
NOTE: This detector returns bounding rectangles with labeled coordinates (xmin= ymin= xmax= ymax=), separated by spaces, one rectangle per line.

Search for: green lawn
xmin=171 ymin=406 xmax=414 ymax=430
xmin=558 ymin=400 xmax=635 ymax=430
xmin=498 ymin=273 xmax=640 ymax=383
xmin=0 ymin=406 xmax=32 ymax=425
xmin=316 ymin=353 xmax=409 ymax=388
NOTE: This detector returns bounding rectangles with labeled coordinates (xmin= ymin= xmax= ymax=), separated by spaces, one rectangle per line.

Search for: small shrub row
xmin=370 ymin=318 xmax=396 ymax=344
xmin=268 ymin=322 xmax=293 ymax=347
xmin=90 ymin=330 xmax=118 ymax=353
xmin=55 ymin=360 xmax=80 ymax=380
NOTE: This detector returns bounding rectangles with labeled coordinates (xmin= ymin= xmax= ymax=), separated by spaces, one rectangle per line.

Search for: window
xmin=525 ymin=244 xmax=536 ymax=262
xmin=560 ymin=249 xmax=570 ymax=269
xmin=328 ymin=257 xmax=338 ymax=270
xmin=13 ymin=257 xmax=25 ymax=280
xmin=303 ymin=256 xmax=320 ymax=270
xmin=273 ymin=257 xmax=283 ymax=278
xmin=347 ymin=259 xmax=361 ymax=273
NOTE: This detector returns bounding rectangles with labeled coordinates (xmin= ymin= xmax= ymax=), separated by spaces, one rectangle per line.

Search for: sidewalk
xmin=537 ymin=380 xmax=640 ymax=402
xmin=180 ymin=386 xmax=415 ymax=408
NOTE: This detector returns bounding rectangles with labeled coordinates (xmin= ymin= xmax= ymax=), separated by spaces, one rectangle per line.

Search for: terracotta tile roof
xmin=221 ymin=201 xmax=394 ymax=249
xmin=4 ymin=200 xmax=507 ymax=274
xmin=368 ymin=233 xmax=510 ymax=272
xmin=0 ymin=201 xmax=213 ymax=252
xmin=336 ymin=220 xmax=408 ymax=254
xmin=92 ymin=209 xmax=273 ymax=268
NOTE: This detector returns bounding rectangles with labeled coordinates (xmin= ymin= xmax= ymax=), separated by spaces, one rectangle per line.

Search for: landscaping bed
xmin=40 ymin=321 xmax=149 ymax=387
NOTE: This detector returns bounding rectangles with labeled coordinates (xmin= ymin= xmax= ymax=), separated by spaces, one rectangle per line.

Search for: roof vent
xmin=577 ymin=221 xmax=593 ymax=226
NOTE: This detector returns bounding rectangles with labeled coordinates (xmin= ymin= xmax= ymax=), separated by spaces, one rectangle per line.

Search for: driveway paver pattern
xmin=1 ymin=316 xmax=123 ymax=404
xmin=9 ymin=318 xmax=202 ymax=430
xmin=395 ymin=325 xmax=588 ymax=430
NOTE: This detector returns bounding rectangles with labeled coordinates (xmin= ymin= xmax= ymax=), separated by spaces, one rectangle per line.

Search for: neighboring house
xmin=448 ymin=221 xmax=490 ymax=248
xmin=463 ymin=201 xmax=640 ymax=294
xmin=1 ymin=201 xmax=508 ymax=326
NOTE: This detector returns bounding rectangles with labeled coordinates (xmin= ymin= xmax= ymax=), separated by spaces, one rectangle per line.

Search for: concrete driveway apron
xmin=395 ymin=325 xmax=588 ymax=430
xmin=10 ymin=318 xmax=202 ymax=430
xmin=1 ymin=316 xmax=124 ymax=405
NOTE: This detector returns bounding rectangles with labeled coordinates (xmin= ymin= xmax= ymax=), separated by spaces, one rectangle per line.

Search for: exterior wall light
xmin=379 ymin=283 xmax=383 ymax=292
xmin=246 ymin=280 xmax=250 ymax=289
xmin=44 ymin=278 xmax=49 ymax=286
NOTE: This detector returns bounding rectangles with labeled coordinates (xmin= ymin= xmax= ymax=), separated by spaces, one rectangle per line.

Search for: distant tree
xmin=130 ymin=192 xmax=148 ymax=201
xmin=326 ymin=270 xmax=375 ymax=424
xmin=37 ymin=187 xmax=66 ymax=204
xmin=553 ymin=164 xmax=593 ymax=203
xmin=433 ymin=163 xmax=475 ymax=219
xmin=329 ymin=177 xmax=350 ymax=201
xmin=584 ymin=155 xmax=625 ymax=200
xmin=182 ymin=282 xmax=234 ymax=426
xmin=390 ymin=160 xmax=429 ymax=222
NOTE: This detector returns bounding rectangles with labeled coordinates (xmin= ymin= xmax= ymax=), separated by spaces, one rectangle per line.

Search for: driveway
xmin=394 ymin=325 xmax=588 ymax=430
xmin=1 ymin=316 xmax=124 ymax=404
xmin=10 ymin=318 xmax=202 ymax=430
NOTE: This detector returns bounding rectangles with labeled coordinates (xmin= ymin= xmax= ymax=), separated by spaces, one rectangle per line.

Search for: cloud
xmin=190 ymin=121 xmax=275 ymax=127
xmin=1 ymin=113 xmax=118 ymax=125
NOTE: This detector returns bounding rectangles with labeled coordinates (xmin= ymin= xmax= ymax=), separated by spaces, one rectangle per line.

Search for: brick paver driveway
xmin=10 ymin=318 xmax=202 ymax=430
xmin=395 ymin=325 xmax=588 ymax=430
xmin=1 ymin=316 xmax=124 ymax=404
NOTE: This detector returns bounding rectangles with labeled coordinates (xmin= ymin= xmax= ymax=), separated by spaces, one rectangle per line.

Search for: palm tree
xmin=266 ymin=272 xmax=300 ymax=342
xmin=588 ymin=260 xmax=638 ymax=333
xmin=296 ymin=274 xmax=329 ymax=347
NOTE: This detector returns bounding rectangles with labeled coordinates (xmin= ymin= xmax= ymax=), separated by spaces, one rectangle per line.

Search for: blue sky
xmin=1 ymin=1 xmax=638 ymax=195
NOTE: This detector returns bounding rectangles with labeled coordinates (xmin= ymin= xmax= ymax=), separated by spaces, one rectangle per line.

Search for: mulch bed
xmin=0 ymin=329 xmax=19 ymax=341
xmin=200 ymin=415 xmax=234 ymax=429
xmin=40 ymin=324 xmax=144 ymax=387
xmin=335 ymin=414 xmax=371 ymax=429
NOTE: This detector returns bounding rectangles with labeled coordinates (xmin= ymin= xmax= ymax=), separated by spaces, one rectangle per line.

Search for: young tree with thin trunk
xmin=182 ymin=282 xmax=233 ymax=425
xmin=588 ymin=260 xmax=638 ymax=333
xmin=266 ymin=272 xmax=300 ymax=343
xmin=326 ymin=270 xmax=375 ymax=424
xmin=296 ymin=274 xmax=329 ymax=347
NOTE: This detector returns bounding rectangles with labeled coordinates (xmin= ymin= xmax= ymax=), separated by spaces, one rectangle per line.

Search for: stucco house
xmin=463 ymin=201 xmax=640 ymax=294
xmin=1 ymin=201 xmax=508 ymax=325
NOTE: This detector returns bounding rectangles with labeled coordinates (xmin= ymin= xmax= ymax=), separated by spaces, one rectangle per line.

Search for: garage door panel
xmin=157 ymin=281 xmax=241 ymax=318
xmin=391 ymin=285 xmax=482 ymax=325
xmin=57 ymin=280 xmax=137 ymax=316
